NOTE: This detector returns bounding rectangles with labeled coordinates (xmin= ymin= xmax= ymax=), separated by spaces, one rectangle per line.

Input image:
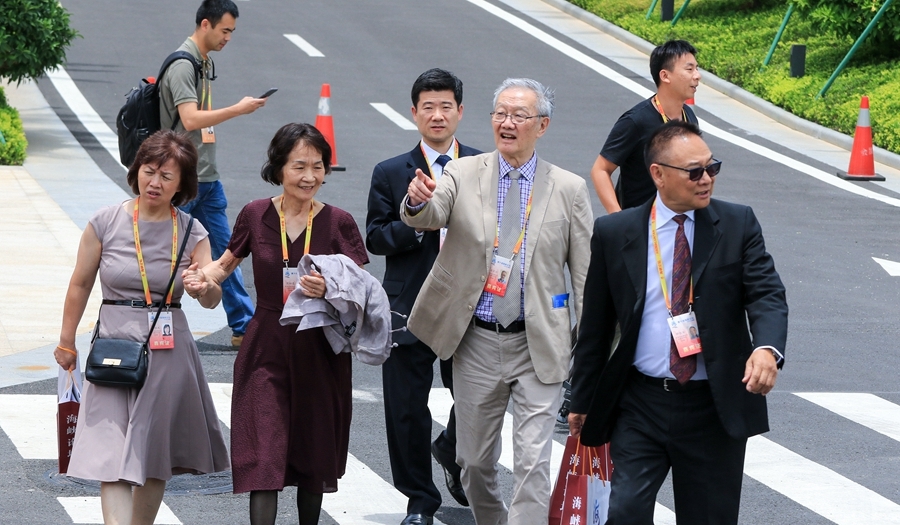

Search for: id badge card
xmin=282 ymin=267 xmax=300 ymax=304
xmin=148 ymin=311 xmax=174 ymax=350
xmin=439 ymin=227 xmax=447 ymax=251
xmin=201 ymin=126 xmax=216 ymax=144
xmin=667 ymin=310 xmax=702 ymax=357
xmin=484 ymin=253 xmax=513 ymax=296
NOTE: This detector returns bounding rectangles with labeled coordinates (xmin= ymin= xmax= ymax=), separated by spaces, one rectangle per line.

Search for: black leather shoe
xmin=431 ymin=440 xmax=469 ymax=507
xmin=400 ymin=514 xmax=433 ymax=525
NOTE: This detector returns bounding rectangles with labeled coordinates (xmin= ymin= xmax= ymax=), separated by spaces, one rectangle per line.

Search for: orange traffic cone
xmin=837 ymin=96 xmax=884 ymax=181
xmin=314 ymin=84 xmax=345 ymax=171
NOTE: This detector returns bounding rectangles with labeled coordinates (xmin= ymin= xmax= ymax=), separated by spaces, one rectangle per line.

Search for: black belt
xmin=102 ymin=299 xmax=181 ymax=309
xmin=631 ymin=369 xmax=708 ymax=392
xmin=472 ymin=317 xmax=526 ymax=333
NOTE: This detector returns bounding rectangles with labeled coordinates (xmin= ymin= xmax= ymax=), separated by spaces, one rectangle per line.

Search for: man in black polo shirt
xmin=590 ymin=40 xmax=700 ymax=213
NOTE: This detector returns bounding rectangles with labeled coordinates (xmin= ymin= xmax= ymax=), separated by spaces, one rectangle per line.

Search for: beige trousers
xmin=452 ymin=323 xmax=562 ymax=525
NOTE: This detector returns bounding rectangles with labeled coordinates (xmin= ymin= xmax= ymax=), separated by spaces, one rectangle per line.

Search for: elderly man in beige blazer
xmin=401 ymin=78 xmax=593 ymax=525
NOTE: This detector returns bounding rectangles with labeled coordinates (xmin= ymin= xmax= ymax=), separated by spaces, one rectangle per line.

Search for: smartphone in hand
xmin=259 ymin=88 xmax=278 ymax=99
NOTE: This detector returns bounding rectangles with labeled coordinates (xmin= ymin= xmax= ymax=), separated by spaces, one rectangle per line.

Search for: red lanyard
xmin=650 ymin=202 xmax=693 ymax=313
xmin=277 ymin=195 xmax=314 ymax=267
xmin=652 ymin=95 xmax=687 ymax=124
xmin=132 ymin=198 xmax=178 ymax=306
xmin=420 ymin=140 xmax=459 ymax=181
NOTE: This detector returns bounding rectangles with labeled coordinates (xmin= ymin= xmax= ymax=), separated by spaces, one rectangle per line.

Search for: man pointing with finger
xmin=568 ymin=121 xmax=788 ymax=525
xmin=402 ymin=78 xmax=592 ymax=525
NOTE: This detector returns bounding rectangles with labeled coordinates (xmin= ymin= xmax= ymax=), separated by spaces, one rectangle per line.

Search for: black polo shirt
xmin=600 ymin=97 xmax=698 ymax=209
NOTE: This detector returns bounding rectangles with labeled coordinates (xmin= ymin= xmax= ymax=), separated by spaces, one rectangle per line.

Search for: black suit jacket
xmin=570 ymin=198 xmax=788 ymax=445
xmin=366 ymin=141 xmax=481 ymax=345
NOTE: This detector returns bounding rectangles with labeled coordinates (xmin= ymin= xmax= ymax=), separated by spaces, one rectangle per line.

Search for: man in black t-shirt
xmin=590 ymin=40 xmax=701 ymax=213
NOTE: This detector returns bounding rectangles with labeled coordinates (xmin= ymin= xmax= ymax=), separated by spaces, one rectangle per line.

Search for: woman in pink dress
xmin=53 ymin=130 xmax=229 ymax=525
xmin=184 ymin=123 xmax=368 ymax=525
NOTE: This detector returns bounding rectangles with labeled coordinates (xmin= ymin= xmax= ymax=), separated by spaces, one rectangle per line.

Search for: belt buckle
xmin=130 ymin=300 xmax=146 ymax=308
xmin=663 ymin=378 xmax=674 ymax=392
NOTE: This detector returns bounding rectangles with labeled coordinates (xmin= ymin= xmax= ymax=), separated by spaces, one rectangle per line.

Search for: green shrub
xmin=567 ymin=0 xmax=900 ymax=154
xmin=794 ymin=0 xmax=900 ymax=51
xmin=0 ymin=0 xmax=79 ymax=85
xmin=0 ymin=87 xmax=27 ymax=165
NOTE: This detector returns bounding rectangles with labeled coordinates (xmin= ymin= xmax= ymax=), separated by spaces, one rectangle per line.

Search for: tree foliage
xmin=793 ymin=0 xmax=900 ymax=51
xmin=0 ymin=0 xmax=79 ymax=85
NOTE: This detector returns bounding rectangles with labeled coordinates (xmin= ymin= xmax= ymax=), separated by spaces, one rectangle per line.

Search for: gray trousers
xmin=453 ymin=322 xmax=562 ymax=525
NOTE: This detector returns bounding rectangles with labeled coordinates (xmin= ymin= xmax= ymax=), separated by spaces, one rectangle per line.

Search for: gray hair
xmin=492 ymin=78 xmax=555 ymax=118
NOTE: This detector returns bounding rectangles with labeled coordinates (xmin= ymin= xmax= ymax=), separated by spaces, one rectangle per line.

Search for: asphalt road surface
xmin=3 ymin=0 xmax=900 ymax=523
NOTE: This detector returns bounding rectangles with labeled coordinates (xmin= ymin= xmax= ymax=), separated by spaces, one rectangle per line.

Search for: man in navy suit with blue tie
xmin=366 ymin=68 xmax=481 ymax=525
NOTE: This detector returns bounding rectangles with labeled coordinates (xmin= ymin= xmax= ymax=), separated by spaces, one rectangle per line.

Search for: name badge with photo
xmin=148 ymin=310 xmax=174 ymax=350
xmin=282 ymin=267 xmax=300 ymax=304
xmin=484 ymin=253 xmax=513 ymax=297
xmin=667 ymin=310 xmax=702 ymax=358
xmin=201 ymin=126 xmax=216 ymax=144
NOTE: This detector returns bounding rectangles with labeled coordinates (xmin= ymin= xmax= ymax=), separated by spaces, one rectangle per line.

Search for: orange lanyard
xmin=493 ymin=176 xmax=534 ymax=257
xmin=650 ymin=202 xmax=693 ymax=313
xmin=202 ymin=62 xmax=212 ymax=111
xmin=277 ymin=195 xmax=314 ymax=267
xmin=132 ymin=198 xmax=178 ymax=306
xmin=652 ymin=95 xmax=687 ymax=124
xmin=420 ymin=140 xmax=459 ymax=181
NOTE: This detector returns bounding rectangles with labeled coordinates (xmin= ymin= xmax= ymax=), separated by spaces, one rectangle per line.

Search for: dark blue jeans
xmin=180 ymin=181 xmax=254 ymax=335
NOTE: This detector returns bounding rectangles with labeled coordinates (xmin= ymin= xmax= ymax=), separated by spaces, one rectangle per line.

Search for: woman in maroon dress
xmin=183 ymin=123 xmax=368 ymax=525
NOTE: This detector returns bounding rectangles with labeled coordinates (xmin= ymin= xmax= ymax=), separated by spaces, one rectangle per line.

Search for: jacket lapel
xmin=408 ymin=143 xmax=430 ymax=180
xmin=691 ymin=204 xmax=721 ymax=285
xmin=481 ymin=152 xmax=500 ymax=267
xmin=623 ymin=200 xmax=652 ymax=313
xmin=524 ymin=158 xmax=554 ymax=278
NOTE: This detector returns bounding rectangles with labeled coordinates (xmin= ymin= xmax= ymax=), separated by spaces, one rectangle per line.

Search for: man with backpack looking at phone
xmin=160 ymin=0 xmax=266 ymax=347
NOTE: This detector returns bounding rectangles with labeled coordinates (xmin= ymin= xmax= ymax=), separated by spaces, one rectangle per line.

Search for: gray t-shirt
xmin=159 ymin=38 xmax=218 ymax=182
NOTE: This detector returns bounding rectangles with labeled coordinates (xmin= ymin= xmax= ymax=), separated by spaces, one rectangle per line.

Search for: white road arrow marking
xmin=872 ymin=257 xmax=900 ymax=276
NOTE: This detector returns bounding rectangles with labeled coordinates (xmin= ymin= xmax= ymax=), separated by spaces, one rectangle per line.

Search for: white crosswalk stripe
xmin=795 ymin=392 xmax=900 ymax=443
xmin=3 ymin=390 xmax=900 ymax=524
xmin=57 ymin=497 xmax=181 ymax=524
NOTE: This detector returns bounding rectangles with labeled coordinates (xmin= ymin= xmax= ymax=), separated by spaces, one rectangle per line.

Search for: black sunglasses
xmin=657 ymin=159 xmax=722 ymax=181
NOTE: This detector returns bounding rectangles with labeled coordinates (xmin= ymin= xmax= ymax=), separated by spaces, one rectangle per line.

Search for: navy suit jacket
xmin=570 ymin=198 xmax=788 ymax=445
xmin=366 ymin=142 xmax=481 ymax=346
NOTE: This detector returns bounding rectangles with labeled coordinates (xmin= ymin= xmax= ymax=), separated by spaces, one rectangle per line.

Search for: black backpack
xmin=116 ymin=51 xmax=201 ymax=167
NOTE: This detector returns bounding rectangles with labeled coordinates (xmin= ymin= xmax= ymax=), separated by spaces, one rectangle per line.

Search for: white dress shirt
xmin=634 ymin=195 xmax=708 ymax=380
xmin=420 ymin=139 xmax=456 ymax=181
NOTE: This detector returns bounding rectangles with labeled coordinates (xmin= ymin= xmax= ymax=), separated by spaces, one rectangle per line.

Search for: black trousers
xmin=383 ymin=339 xmax=457 ymax=515
xmin=606 ymin=376 xmax=747 ymax=525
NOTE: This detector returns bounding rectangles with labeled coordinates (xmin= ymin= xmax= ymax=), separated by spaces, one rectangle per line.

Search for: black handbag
xmin=85 ymin=218 xmax=192 ymax=389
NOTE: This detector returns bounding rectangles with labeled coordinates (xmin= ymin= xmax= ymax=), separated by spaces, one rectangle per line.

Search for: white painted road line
xmin=795 ymin=392 xmax=900 ymax=443
xmin=872 ymin=257 xmax=900 ymax=277
xmin=283 ymin=34 xmax=325 ymax=57
xmin=45 ymin=68 xmax=124 ymax=170
xmin=370 ymin=103 xmax=418 ymax=131
xmin=0 ymin=394 xmax=57 ymax=459
xmin=207 ymin=382 xmax=233 ymax=430
xmin=427 ymin=389 xmax=678 ymax=525
xmin=464 ymin=0 xmax=900 ymax=209
xmin=58 ymin=497 xmax=182 ymax=524
xmin=745 ymin=436 xmax=900 ymax=524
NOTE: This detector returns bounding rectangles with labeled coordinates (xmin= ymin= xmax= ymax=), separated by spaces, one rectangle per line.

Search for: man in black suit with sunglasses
xmin=568 ymin=121 xmax=788 ymax=524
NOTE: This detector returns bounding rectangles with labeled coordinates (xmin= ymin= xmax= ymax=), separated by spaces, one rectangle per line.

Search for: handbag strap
xmin=145 ymin=217 xmax=193 ymax=343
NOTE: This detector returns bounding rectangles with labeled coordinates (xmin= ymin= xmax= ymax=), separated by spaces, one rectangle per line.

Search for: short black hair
xmin=261 ymin=123 xmax=332 ymax=185
xmin=645 ymin=120 xmax=703 ymax=168
xmin=650 ymin=40 xmax=697 ymax=87
xmin=126 ymin=130 xmax=199 ymax=207
xmin=195 ymin=0 xmax=239 ymax=27
xmin=411 ymin=68 xmax=463 ymax=107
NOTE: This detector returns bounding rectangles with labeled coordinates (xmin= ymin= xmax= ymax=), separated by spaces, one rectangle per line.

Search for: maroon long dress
xmin=227 ymin=198 xmax=368 ymax=494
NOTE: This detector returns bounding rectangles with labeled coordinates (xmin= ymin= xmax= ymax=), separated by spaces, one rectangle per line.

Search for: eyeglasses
xmin=656 ymin=159 xmax=722 ymax=181
xmin=490 ymin=111 xmax=544 ymax=125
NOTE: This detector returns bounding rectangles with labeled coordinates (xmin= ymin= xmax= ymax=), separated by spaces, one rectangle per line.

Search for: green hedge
xmin=570 ymin=0 xmax=900 ymax=154
xmin=0 ymin=87 xmax=27 ymax=165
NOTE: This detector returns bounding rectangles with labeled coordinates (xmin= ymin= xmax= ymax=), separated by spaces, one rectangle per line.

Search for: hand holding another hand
xmin=182 ymin=262 xmax=209 ymax=300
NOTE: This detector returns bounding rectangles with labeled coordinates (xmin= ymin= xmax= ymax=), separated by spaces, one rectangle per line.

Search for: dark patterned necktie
xmin=670 ymin=214 xmax=697 ymax=384
xmin=435 ymin=154 xmax=452 ymax=167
